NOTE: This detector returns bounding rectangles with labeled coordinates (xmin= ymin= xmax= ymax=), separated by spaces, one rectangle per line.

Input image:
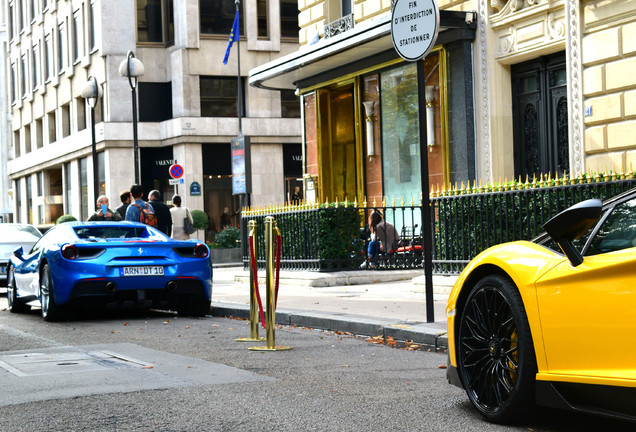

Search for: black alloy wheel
xmin=457 ymin=274 xmax=537 ymax=423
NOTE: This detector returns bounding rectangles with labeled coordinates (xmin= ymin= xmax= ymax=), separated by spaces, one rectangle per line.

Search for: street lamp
xmin=118 ymin=51 xmax=145 ymax=185
xmin=81 ymin=75 xmax=103 ymax=204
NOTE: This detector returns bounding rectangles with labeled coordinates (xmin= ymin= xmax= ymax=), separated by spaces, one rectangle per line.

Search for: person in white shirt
xmin=170 ymin=195 xmax=194 ymax=240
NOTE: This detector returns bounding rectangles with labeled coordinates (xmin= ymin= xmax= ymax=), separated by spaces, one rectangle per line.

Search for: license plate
xmin=121 ymin=266 xmax=164 ymax=277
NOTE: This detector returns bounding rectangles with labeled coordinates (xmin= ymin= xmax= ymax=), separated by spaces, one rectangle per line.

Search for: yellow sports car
xmin=446 ymin=188 xmax=636 ymax=423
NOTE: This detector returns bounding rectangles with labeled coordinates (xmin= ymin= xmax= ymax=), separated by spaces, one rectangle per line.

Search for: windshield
xmin=73 ymin=226 xmax=151 ymax=240
xmin=0 ymin=224 xmax=42 ymax=238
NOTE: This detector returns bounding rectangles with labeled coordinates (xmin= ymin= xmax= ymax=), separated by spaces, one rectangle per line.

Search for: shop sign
xmin=391 ymin=0 xmax=439 ymax=62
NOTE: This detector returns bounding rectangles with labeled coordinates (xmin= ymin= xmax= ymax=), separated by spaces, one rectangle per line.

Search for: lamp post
xmin=81 ymin=76 xmax=103 ymax=203
xmin=118 ymin=51 xmax=145 ymax=185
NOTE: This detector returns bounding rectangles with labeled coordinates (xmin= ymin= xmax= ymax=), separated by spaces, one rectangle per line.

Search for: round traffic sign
xmin=391 ymin=0 xmax=439 ymax=62
xmin=169 ymin=164 xmax=184 ymax=179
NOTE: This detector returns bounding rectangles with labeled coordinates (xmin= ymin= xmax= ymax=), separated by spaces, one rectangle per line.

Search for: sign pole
xmin=391 ymin=0 xmax=439 ymax=323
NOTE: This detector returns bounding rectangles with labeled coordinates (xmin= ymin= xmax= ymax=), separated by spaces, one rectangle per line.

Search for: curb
xmin=211 ymin=302 xmax=448 ymax=351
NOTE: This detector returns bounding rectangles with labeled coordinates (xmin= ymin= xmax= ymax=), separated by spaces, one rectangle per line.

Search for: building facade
xmin=4 ymin=0 xmax=301 ymax=232
xmin=249 ymin=0 xmax=636 ymax=209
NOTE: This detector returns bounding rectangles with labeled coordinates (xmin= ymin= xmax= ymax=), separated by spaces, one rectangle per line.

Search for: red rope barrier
xmin=248 ymin=235 xmax=267 ymax=328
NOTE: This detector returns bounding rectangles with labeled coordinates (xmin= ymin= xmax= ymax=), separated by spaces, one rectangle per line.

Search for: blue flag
xmin=223 ymin=11 xmax=239 ymax=65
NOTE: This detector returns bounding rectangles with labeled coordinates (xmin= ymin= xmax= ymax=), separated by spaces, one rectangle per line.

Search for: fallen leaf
xmin=438 ymin=365 xmax=447 ymax=369
xmin=143 ymin=366 xmax=154 ymax=369
xmin=163 ymin=320 xmax=170 ymax=325
xmin=185 ymin=326 xmax=190 ymax=329
xmin=340 ymin=364 xmax=350 ymax=367
xmin=123 ymin=322 xmax=129 ymax=326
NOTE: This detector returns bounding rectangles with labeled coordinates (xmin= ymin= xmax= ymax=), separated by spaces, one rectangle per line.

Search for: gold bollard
xmin=250 ymin=217 xmax=292 ymax=351
xmin=236 ymin=220 xmax=265 ymax=342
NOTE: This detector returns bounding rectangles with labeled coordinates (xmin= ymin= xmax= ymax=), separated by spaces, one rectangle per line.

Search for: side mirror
xmin=542 ymin=199 xmax=602 ymax=266
xmin=12 ymin=246 xmax=25 ymax=262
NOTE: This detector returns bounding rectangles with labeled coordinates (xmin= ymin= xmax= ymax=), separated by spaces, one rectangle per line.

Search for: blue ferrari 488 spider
xmin=6 ymin=221 xmax=213 ymax=321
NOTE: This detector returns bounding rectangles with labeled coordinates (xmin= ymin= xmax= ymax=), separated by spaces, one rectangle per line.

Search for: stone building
xmin=249 ymin=0 xmax=636 ymax=206
xmin=4 ymin=0 xmax=301 ymax=230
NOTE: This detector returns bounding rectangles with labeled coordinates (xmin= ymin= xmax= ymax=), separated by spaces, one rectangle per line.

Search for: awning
xmin=248 ymin=10 xmax=477 ymax=91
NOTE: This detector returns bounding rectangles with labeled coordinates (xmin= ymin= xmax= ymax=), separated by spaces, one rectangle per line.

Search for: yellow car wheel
xmin=457 ymin=274 xmax=537 ymax=423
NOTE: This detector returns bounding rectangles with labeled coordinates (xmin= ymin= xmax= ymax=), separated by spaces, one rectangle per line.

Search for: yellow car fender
xmin=446 ymin=240 xmax=566 ymax=373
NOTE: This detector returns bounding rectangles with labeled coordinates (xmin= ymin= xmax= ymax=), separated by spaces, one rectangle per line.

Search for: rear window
xmin=73 ymin=226 xmax=150 ymax=240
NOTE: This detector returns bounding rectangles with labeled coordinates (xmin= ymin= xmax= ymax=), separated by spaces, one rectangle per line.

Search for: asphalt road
xmin=0 ymin=295 xmax=634 ymax=431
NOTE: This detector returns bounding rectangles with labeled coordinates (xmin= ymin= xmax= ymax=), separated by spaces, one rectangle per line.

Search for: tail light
xmin=61 ymin=244 xmax=78 ymax=260
xmin=194 ymin=243 xmax=209 ymax=258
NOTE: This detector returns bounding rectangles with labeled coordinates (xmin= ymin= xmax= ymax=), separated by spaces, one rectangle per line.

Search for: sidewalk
xmin=210 ymin=265 xmax=455 ymax=350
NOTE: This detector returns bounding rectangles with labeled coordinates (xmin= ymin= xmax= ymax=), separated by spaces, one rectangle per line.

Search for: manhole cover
xmin=0 ymin=350 xmax=153 ymax=377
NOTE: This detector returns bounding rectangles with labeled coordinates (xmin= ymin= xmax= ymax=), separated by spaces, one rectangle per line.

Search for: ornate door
xmin=512 ymin=53 xmax=568 ymax=179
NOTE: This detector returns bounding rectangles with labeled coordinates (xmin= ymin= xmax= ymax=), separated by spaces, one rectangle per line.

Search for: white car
xmin=0 ymin=224 xmax=42 ymax=286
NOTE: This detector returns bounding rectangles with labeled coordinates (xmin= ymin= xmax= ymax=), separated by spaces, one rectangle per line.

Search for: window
xmin=98 ymin=152 xmax=105 ymax=196
xmin=26 ymin=176 xmax=33 ymax=224
xmin=341 ymin=0 xmax=351 ymax=16
xmin=10 ymin=62 xmax=17 ymax=103
xmin=32 ymin=44 xmax=40 ymax=90
xmin=200 ymin=0 xmax=244 ymax=36
xmin=200 ymin=76 xmax=245 ymax=117
xmin=44 ymin=33 xmax=53 ymax=81
xmin=20 ymin=54 xmax=28 ymax=98
xmin=29 ymin=0 xmax=36 ymax=22
xmin=280 ymin=0 xmax=299 ymax=38
xmin=76 ymin=97 xmax=86 ymax=131
xmin=381 ymin=62 xmax=421 ymax=204
xmin=35 ymin=118 xmax=43 ymax=149
xmin=89 ymin=1 xmax=97 ymax=51
xmin=15 ymin=179 xmax=22 ymax=223
xmin=281 ymin=90 xmax=300 ymax=118
xmin=57 ymin=22 xmax=67 ymax=73
xmin=18 ymin=0 xmax=25 ymax=32
xmin=137 ymin=0 xmax=174 ymax=44
xmin=24 ymin=124 xmax=31 ymax=153
xmin=47 ymin=111 xmax=56 ymax=144
xmin=588 ymin=198 xmax=636 ymax=256
xmin=257 ymin=0 xmax=268 ymax=39
xmin=139 ymin=82 xmax=173 ymax=122
xmin=72 ymin=8 xmax=84 ymax=62
xmin=13 ymin=130 xmax=21 ymax=157
xmin=9 ymin=2 xmax=15 ymax=40
xmin=64 ymin=162 xmax=72 ymax=215
xmin=61 ymin=103 xmax=70 ymax=137
xmin=37 ymin=171 xmax=43 ymax=196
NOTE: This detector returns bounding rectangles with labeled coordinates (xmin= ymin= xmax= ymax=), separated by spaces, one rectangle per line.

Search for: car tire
xmin=456 ymin=274 xmax=537 ymax=424
xmin=7 ymin=266 xmax=30 ymax=313
xmin=40 ymin=264 xmax=64 ymax=322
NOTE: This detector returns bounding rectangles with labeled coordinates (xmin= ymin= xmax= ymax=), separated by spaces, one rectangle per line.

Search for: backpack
xmin=133 ymin=202 xmax=157 ymax=227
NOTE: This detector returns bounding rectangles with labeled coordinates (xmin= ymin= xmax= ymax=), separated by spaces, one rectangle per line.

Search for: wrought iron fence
xmin=242 ymin=172 xmax=636 ymax=274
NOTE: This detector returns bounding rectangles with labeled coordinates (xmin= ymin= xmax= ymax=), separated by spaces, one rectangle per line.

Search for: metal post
xmin=90 ymin=105 xmax=98 ymax=202
xmin=235 ymin=0 xmax=242 ymax=135
xmin=250 ymin=217 xmax=291 ymax=351
xmin=132 ymin=84 xmax=140 ymax=185
xmin=417 ymin=60 xmax=435 ymax=323
xmin=236 ymin=220 xmax=265 ymax=342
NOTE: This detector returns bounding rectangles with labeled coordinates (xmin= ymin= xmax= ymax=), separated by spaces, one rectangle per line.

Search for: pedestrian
xmin=148 ymin=190 xmax=173 ymax=236
xmin=170 ymin=195 xmax=194 ymax=240
xmin=220 ymin=206 xmax=232 ymax=228
xmin=291 ymin=185 xmax=303 ymax=202
xmin=115 ymin=190 xmax=132 ymax=219
xmin=88 ymin=195 xmax=123 ymax=221
xmin=125 ymin=184 xmax=155 ymax=224
xmin=365 ymin=210 xmax=399 ymax=268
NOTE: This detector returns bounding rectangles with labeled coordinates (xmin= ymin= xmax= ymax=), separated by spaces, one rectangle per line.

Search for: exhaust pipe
xmin=166 ymin=281 xmax=178 ymax=291
xmin=106 ymin=282 xmax=117 ymax=293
